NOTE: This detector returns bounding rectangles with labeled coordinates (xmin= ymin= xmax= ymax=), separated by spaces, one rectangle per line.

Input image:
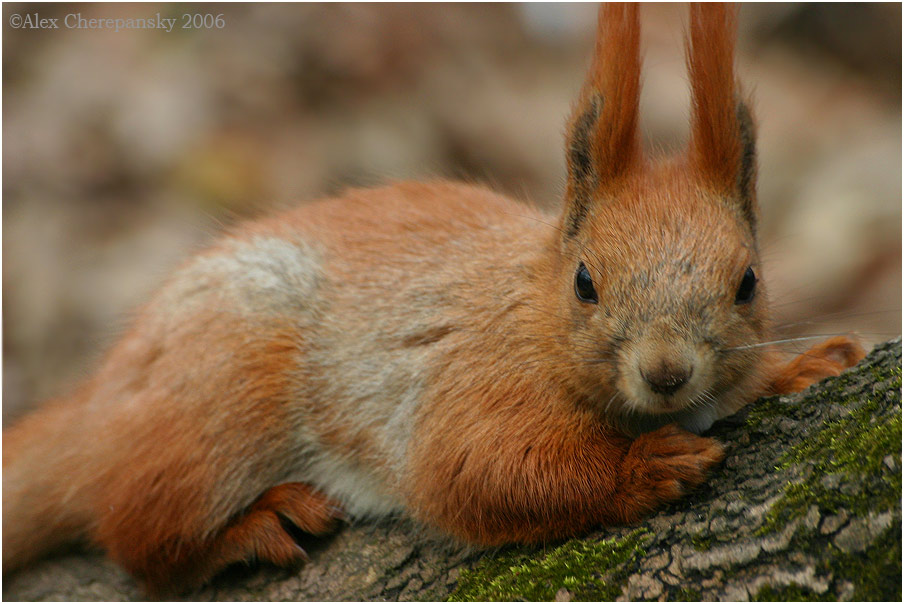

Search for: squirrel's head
xmin=552 ymin=4 xmax=768 ymax=421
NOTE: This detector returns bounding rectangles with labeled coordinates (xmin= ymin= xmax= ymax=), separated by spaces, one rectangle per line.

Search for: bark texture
xmin=4 ymin=339 xmax=900 ymax=601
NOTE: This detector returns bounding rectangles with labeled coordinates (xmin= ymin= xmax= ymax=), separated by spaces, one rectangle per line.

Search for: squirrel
xmin=3 ymin=3 xmax=865 ymax=597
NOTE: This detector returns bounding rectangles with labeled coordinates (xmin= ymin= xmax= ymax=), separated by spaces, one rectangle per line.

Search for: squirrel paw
xmin=134 ymin=483 xmax=345 ymax=596
xmin=613 ymin=424 xmax=725 ymax=524
xmin=211 ymin=482 xmax=344 ymax=572
xmin=770 ymin=336 xmax=866 ymax=395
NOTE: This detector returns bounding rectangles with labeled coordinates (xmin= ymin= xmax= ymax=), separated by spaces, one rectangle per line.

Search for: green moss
xmin=673 ymin=586 xmax=702 ymax=601
xmin=753 ymin=583 xmax=824 ymax=601
xmin=690 ymin=533 xmax=712 ymax=551
xmin=751 ymin=499 xmax=901 ymax=600
xmin=750 ymin=350 xmax=901 ymax=597
xmin=829 ymin=519 xmax=902 ymax=601
xmin=744 ymin=396 xmax=788 ymax=427
xmin=746 ymin=350 xmax=901 ymax=432
xmin=447 ymin=346 xmax=901 ymax=602
xmin=448 ymin=530 xmax=648 ymax=602
xmin=869 ymin=364 xmax=901 ymax=389
xmin=756 ymin=395 xmax=901 ymax=535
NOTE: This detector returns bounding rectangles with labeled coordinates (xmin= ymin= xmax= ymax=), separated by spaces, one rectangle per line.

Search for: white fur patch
xmin=290 ymin=451 xmax=405 ymax=519
xmin=160 ymin=235 xmax=324 ymax=321
xmin=675 ymin=406 xmax=719 ymax=434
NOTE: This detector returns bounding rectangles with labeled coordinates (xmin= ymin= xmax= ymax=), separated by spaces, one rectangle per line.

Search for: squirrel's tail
xmin=3 ymin=394 xmax=96 ymax=574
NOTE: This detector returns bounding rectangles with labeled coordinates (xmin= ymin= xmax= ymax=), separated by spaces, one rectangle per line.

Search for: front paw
xmin=770 ymin=336 xmax=865 ymax=395
xmin=613 ymin=424 xmax=724 ymax=523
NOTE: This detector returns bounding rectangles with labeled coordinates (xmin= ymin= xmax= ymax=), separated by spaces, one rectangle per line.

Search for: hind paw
xmin=213 ymin=482 xmax=344 ymax=569
xmin=770 ymin=336 xmax=866 ymax=395
xmin=131 ymin=483 xmax=345 ymax=597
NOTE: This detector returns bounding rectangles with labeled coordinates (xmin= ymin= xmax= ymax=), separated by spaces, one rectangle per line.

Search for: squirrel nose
xmin=641 ymin=364 xmax=692 ymax=395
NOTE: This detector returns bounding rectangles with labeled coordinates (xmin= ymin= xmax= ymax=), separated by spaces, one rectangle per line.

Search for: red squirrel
xmin=3 ymin=3 xmax=864 ymax=596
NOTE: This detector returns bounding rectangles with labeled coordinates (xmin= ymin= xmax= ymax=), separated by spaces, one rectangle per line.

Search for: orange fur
xmin=3 ymin=3 xmax=865 ymax=596
xmin=688 ymin=3 xmax=740 ymax=189
xmin=768 ymin=337 xmax=866 ymax=395
xmin=563 ymin=4 xmax=642 ymax=238
xmin=686 ymin=3 xmax=759 ymax=227
xmin=579 ymin=3 xmax=642 ymax=180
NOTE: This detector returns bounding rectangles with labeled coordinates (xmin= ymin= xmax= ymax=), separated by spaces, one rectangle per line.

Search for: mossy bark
xmin=4 ymin=340 xmax=900 ymax=601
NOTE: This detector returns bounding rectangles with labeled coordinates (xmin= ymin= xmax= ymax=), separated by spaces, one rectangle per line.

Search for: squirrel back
xmin=3 ymin=3 xmax=864 ymax=596
xmin=3 ymin=181 xmax=557 ymax=585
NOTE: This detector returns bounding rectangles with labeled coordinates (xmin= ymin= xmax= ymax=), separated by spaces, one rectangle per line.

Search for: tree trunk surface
xmin=4 ymin=339 xmax=901 ymax=602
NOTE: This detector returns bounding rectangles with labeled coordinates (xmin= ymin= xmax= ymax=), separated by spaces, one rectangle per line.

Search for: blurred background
xmin=3 ymin=3 xmax=901 ymax=423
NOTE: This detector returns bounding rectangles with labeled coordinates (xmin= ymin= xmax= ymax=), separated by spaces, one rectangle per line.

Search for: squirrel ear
xmin=687 ymin=2 xmax=758 ymax=230
xmin=562 ymin=3 xmax=642 ymax=238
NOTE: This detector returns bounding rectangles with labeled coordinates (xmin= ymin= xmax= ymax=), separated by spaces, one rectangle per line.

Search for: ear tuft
xmin=735 ymin=99 xmax=757 ymax=227
xmin=562 ymin=3 xmax=642 ymax=238
xmin=564 ymin=96 xmax=601 ymax=237
xmin=687 ymin=3 xmax=758 ymax=229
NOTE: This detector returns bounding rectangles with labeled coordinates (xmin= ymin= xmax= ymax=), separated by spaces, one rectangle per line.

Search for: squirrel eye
xmin=734 ymin=266 xmax=757 ymax=305
xmin=574 ymin=262 xmax=598 ymax=304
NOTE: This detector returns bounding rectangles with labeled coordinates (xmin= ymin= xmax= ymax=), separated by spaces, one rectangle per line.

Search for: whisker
xmin=697 ymin=388 xmax=718 ymax=410
xmin=768 ymin=295 xmax=830 ymax=309
xmin=721 ymin=335 xmax=836 ymax=351
xmin=720 ymin=332 xmax=897 ymax=353
xmin=772 ymin=308 xmax=901 ymax=331
xmin=604 ymin=392 xmax=619 ymax=414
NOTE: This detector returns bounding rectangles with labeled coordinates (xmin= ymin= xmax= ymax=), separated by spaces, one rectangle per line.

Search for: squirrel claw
xmin=254 ymin=482 xmax=344 ymax=536
xmin=209 ymin=482 xmax=342 ymax=574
